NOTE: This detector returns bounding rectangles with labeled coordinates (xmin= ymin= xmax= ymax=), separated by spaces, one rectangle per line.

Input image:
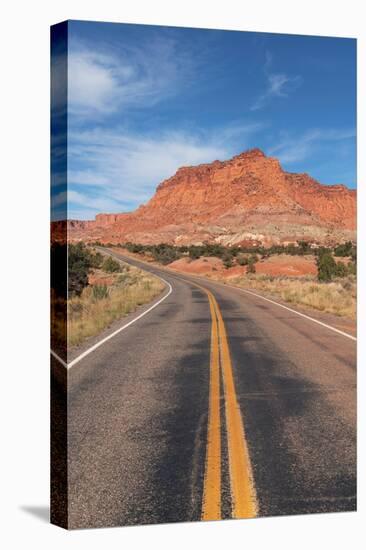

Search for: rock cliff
xmin=65 ymin=148 xmax=356 ymax=246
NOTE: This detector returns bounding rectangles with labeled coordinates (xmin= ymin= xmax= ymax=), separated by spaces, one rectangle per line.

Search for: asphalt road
xmin=59 ymin=250 xmax=356 ymax=529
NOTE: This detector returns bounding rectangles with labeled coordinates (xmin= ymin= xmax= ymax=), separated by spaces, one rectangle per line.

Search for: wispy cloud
xmin=68 ymin=190 xmax=128 ymax=213
xmin=63 ymin=122 xmax=264 ymax=219
xmin=251 ymin=51 xmax=302 ymax=111
xmin=68 ymin=38 xmax=194 ymax=118
xmin=50 ymin=122 xmax=355 ymax=220
xmin=268 ymin=128 xmax=355 ymax=164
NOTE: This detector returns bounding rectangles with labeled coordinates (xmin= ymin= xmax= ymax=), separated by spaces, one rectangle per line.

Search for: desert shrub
xmin=102 ymin=256 xmax=121 ymax=273
xmin=237 ymin=254 xmax=248 ymax=266
xmin=89 ymin=251 xmax=104 ymax=269
xmin=297 ymin=240 xmax=311 ymax=254
xmin=157 ymin=250 xmax=179 ymax=264
xmin=229 ymin=247 xmax=241 ymax=257
xmin=68 ymin=242 xmax=93 ymax=296
xmin=150 ymin=244 xmax=181 ymax=265
xmin=69 ymin=265 xmax=89 ymax=296
xmin=188 ymin=246 xmax=202 ymax=260
xmin=334 ymin=262 xmax=348 ymax=278
xmin=334 ymin=241 xmax=354 ymax=257
xmin=315 ymin=246 xmax=332 ymax=258
xmin=68 ymin=263 xmax=165 ymax=346
xmin=247 ymin=256 xmax=256 ymax=274
xmin=201 ymin=243 xmax=226 ymax=258
xmin=117 ymin=273 xmax=130 ymax=284
xmin=222 ymin=251 xmax=234 ymax=269
xmin=125 ymin=242 xmax=144 ymax=254
xmin=92 ymin=284 xmax=109 ymax=300
xmin=317 ymin=252 xmax=337 ymax=282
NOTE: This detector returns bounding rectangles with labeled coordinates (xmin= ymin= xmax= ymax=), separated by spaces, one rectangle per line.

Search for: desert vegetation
xmin=52 ymin=243 xmax=165 ymax=348
xmin=96 ymin=240 xmax=356 ymax=319
xmin=231 ymin=274 xmax=356 ymax=319
xmin=118 ymin=240 xmax=356 ymax=282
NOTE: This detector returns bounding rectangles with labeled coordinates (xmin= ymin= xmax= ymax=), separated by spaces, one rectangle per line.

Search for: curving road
xmin=53 ymin=249 xmax=356 ymax=529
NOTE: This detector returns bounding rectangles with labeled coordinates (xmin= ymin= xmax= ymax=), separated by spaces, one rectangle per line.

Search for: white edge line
xmin=50 ymin=349 xmax=68 ymax=368
xmin=165 ymin=266 xmax=356 ymax=342
xmin=160 ymin=265 xmax=356 ymax=342
xmin=50 ymin=275 xmax=173 ymax=369
xmin=115 ymin=256 xmax=357 ymax=342
xmin=229 ymin=285 xmax=357 ymax=341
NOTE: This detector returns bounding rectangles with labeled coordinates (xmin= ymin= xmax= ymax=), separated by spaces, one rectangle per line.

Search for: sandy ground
xmin=114 ymin=249 xmax=356 ymax=330
xmin=88 ymin=271 xmax=116 ymax=286
xmin=169 ymin=254 xmax=318 ymax=278
xmin=255 ymin=254 xmax=317 ymax=276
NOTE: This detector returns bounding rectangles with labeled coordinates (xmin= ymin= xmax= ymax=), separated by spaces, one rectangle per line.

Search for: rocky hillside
xmin=66 ymin=148 xmax=356 ymax=246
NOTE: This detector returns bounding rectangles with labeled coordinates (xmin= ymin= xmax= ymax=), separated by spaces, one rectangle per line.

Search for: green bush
xmin=222 ymin=252 xmax=233 ymax=269
xmin=201 ymin=243 xmax=226 ymax=258
xmin=150 ymin=244 xmax=181 ymax=265
xmin=89 ymin=251 xmax=104 ymax=269
xmin=92 ymin=284 xmax=109 ymax=300
xmin=119 ymin=241 xmax=358 ymax=279
xmin=117 ymin=272 xmax=132 ymax=285
xmin=102 ymin=256 xmax=121 ymax=273
xmin=335 ymin=262 xmax=348 ymax=278
xmin=317 ymin=252 xmax=337 ymax=282
xmin=297 ymin=240 xmax=311 ymax=254
xmin=125 ymin=242 xmax=144 ymax=254
xmin=247 ymin=257 xmax=256 ymax=274
xmin=188 ymin=247 xmax=201 ymax=260
xmin=334 ymin=241 xmax=354 ymax=257
xmin=68 ymin=242 xmax=93 ymax=296
xmin=316 ymin=253 xmax=355 ymax=281
xmin=237 ymin=254 xmax=248 ymax=266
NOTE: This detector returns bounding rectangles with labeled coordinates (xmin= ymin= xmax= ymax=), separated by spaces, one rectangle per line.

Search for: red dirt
xmin=168 ymin=254 xmax=317 ymax=279
xmin=168 ymin=255 xmax=317 ymax=279
xmin=88 ymin=272 xmax=116 ymax=287
xmin=255 ymin=255 xmax=317 ymax=277
xmin=169 ymin=257 xmax=223 ymax=275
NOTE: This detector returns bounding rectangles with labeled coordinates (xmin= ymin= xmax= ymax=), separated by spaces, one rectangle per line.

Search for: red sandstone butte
xmin=64 ymin=148 xmax=356 ymax=246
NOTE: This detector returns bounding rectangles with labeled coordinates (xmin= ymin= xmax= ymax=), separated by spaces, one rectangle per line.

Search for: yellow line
xmin=213 ymin=297 xmax=258 ymax=519
xmin=163 ymin=273 xmax=257 ymax=520
xmin=201 ymin=294 xmax=221 ymax=520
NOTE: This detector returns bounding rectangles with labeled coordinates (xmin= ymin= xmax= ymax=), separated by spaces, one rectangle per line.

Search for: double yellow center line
xmin=198 ymin=283 xmax=258 ymax=521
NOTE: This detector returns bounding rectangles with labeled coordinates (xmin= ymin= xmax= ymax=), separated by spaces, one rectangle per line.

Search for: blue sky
xmin=51 ymin=21 xmax=356 ymax=220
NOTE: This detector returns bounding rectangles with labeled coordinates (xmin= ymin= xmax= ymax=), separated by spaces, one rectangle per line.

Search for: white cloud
xmin=67 ymin=190 xmax=127 ymax=213
xmin=62 ymin=38 xmax=268 ymax=218
xmin=53 ymin=124 xmax=353 ymax=219
xmin=68 ymin=38 xmax=193 ymax=117
xmin=68 ymin=51 xmax=118 ymax=114
xmin=52 ymin=191 xmax=67 ymax=208
xmin=268 ymin=128 xmax=355 ymax=164
xmin=67 ymin=123 xmax=264 ymax=219
xmin=251 ymin=51 xmax=302 ymax=111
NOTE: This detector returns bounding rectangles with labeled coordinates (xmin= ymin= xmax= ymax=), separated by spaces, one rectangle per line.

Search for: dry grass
xmin=67 ymin=261 xmax=164 ymax=347
xmin=230 ymin=274 xmax=356 ymax=319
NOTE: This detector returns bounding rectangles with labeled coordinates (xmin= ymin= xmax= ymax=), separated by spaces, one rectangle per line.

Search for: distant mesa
xmin=61 ymin=148 xmax=356 ymax=247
